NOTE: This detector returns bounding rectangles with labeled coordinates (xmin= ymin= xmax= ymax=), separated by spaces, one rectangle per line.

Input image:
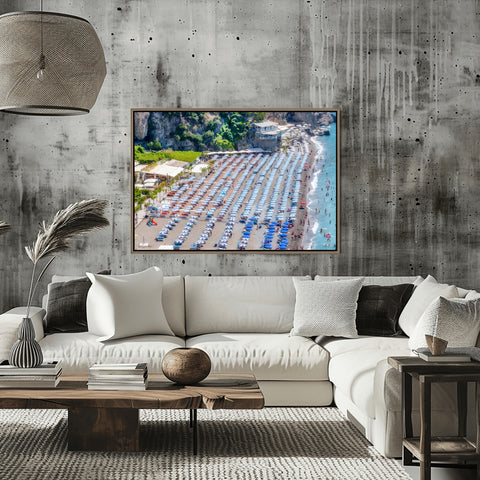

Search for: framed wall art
xmin=131 ymin=109 xmax=339 ymax=252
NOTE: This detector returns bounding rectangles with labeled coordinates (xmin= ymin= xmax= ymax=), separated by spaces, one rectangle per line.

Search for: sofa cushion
xmin=186 ymin=333 xmax=329 ymax=381
xmin=44 ymin=271 xmax=110 ymax=334
xmin=318 ymin=336 xmax=412 ymax=419
xmin=185 ymin=276 xmax=309 ymax=335
xmin=398 ymin=275 xmax=458 ymax=336
xmin=86 ymin=267 xmax=174 ymax=341
xmin=39 ymin=332 xmax=185 ymax=374
xmin=409 ymin=296 xmax=480 ymax=350
xmin=44 ymin=274 xmax=185 ymax=337
xmin=466 ymin=290 xmax=480 ymax=301
xmin=291 ymin=277 xmax=363 ymax=338
xmin=355 ymin=284 xmax=414 ymax=336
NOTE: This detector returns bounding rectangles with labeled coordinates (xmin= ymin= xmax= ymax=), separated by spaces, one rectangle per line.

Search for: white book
xmin=89 ymin=363 xmax=147 ymax=375
xmin=0 ymin=377 xmax=60 ymax=388
xmin=88 ymin=376 xmax=146 ymax=383
xmin=0 ymin=360 xmax=62 ymax=376
xmin=87 ymin=383 xmax=147 ymax=391
xmin=0 ymin=374 xmax=61 ymax=382
xmin=90 ymin=363 xmax=146 ymax=369
xmin=418 ymin=351 xmax=471 ymax=363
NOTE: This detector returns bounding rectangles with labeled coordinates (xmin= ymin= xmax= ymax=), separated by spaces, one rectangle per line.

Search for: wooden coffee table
xmin=0 ymin=373 xmax=264 ymax=454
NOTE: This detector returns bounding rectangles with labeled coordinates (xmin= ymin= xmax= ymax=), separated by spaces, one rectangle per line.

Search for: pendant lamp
xmin=0 ymin=3 xmax=106 ymax=116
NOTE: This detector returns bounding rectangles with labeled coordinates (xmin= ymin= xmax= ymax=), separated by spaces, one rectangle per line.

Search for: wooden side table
xmin=388 ymin=356 xmax=480 ymax=480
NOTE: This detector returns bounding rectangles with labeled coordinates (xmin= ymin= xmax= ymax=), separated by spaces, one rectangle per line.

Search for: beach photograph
xmin=132 ymin=110 xmax=338 ymax=252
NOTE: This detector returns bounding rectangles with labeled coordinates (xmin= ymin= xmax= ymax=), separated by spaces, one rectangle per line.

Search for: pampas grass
xmin=25 ymin=199 xmax=109 ymax=317
xmin=0 ymin=221 xmax=10 ymax=235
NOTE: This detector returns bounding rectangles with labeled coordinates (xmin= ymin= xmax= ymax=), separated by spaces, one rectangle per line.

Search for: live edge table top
xmin=0 ymin=373 xmax=265 ymax=411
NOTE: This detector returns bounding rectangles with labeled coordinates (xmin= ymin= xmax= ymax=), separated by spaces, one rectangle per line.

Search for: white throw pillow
xmin=409 ymin=297 xmax=480 ymax=351
xmin=466 ymin=290 xmax=480 ymax=301
xmin=86 ymin=267 xmax=174 ymax=342
xmin=398 ymin=275 xmax=458 ymax=337
xmin=290 ymin=277 xmax=363 ymax=338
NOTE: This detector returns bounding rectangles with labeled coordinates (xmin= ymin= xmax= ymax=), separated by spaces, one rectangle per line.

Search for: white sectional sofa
xmin=0 ymin=274 xmax=477 ymax=458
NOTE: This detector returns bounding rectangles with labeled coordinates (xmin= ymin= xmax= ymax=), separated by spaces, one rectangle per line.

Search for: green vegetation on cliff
xmin=212 ymin=112 xmax=251 ymax=151
xmin=135 ymin=146 xmax=202 ymax=164
xmin=147 ymin=139 xmax=162 ymax=151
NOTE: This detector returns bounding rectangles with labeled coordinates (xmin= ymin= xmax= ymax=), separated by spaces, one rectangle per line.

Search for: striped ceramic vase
xmin=9 ymin=317 xmax=43 ymax=368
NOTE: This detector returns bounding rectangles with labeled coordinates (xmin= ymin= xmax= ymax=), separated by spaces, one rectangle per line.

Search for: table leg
xmin=419 ymin=377 xmax=431 ymax=480
xmin=402 ymin=371 xmax=414 ymax=466
xmin=68 ymin=407 xmax=139 ymax=451
xmin=476 ymin=382 xmax=480 ymax=456
xmin=457 ymin=381 xmax=468 ymax=437
xmin=190 ymin=408 xmax=193 ymax=428
xmin=476 ymin=382 xmax=480 ymax=480
xmin=192 ymin=409 xmax=198 ymax=455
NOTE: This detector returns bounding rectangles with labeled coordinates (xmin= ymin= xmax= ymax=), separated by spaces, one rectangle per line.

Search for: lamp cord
xmin=40 ymin=0 xmax=45 ymax=68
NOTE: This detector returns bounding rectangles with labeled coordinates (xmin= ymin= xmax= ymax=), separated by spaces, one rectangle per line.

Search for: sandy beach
xmin=134 ymin=136 xmax=324 ymax=252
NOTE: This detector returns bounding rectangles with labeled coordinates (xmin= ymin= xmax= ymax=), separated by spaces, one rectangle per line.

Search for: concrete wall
xmin=0 ymin=0 xmax=479 ymax=310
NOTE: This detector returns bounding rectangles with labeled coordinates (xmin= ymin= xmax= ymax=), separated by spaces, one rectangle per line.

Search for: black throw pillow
xmin=355 ymin=283 xmax=414 ymax=336
xmin=44 ymin=270 xmax=110 ymax=334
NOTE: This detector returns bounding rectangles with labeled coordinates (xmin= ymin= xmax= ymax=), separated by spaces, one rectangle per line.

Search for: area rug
xmin=0 ymin=407 xmax=411 ymax=480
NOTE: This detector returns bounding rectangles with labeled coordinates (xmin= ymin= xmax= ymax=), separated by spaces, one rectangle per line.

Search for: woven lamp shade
xmin=0 ymin=11 xmax=106 ymax=115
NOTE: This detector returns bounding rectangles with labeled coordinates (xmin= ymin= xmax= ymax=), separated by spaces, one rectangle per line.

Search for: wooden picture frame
xmin=131 ymin=109 xmax=339 ymax=253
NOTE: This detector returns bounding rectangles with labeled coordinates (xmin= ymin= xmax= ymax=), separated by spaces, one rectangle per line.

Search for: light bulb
xmin=36 ymin=53 xmax=46 ymax=81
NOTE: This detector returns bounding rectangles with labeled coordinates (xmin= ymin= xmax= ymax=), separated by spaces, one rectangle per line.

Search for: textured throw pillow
xmin=44 ymin=270 xmax=110 ymax=334
xmin=355 ymin=284 xmax=414 ymax=336
xmin=408 ymin=297 xmax=480 ymax=351
xmin=398 ymin=275 xmax=459 ymax=337
xmin=466 ymin=290 xmax=480 ymax=301
xmin=291 ymin=277 xmax=363 ymax=338
xmin=86 ymin=267 xmax=174 ymax=341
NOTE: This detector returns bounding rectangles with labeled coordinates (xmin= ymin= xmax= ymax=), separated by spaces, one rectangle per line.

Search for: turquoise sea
xmin=305 ymin=122 xmax=337 ymax=250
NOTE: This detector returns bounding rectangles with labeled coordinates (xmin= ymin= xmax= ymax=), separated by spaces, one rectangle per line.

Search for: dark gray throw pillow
xmin=355 ymin=283 xmax=414 ymax=336
xmin=44 ymin=270 xmax=110 ymax=334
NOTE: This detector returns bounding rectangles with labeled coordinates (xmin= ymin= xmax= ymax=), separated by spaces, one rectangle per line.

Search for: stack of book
xmin=88 ymin=363 xmax=148 ymax=390
xmin=0 ymin=360 xmax=63 ymax=388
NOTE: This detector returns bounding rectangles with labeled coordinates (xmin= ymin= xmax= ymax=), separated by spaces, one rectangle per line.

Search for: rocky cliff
xmin=133 ymin=111 xmax=336 ymax=150
xmin=134 ymin=112 xmax=150 ymax=140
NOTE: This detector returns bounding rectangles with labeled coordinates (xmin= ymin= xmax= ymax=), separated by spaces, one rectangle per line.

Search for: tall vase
xmin=9 ymin=317 xmax=43 ymax=368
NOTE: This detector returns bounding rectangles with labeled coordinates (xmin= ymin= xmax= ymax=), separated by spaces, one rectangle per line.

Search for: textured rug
xmin=0 ymin=407 xmax=411 ymax=480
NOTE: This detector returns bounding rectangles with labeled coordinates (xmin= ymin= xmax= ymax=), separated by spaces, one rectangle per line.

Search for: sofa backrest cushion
xmin=314 ymin=275 xmax=423 ymax=286
xmin=162 ymin=276 xmax=185 ymax=336
xmin=46 ymin=274 xmax=185 ymax=337
xmin=185 ymin=276 xmax=308 ymax=335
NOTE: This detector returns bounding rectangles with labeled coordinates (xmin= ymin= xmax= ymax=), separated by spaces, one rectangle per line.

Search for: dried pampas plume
xmin=26 ymin=199 xmax=109 ymax=263
xmin=25 ymin=199 xmax=109 ymax=318
xmin=0 ymin=221 xmax=10 ymax=235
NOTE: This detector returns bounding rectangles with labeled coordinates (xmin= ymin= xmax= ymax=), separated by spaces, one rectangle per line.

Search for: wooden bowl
xmin=425 ymin=334 xmax=448 ymax=356
xmin=161 ymin=347 xmax=211 ymax=385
